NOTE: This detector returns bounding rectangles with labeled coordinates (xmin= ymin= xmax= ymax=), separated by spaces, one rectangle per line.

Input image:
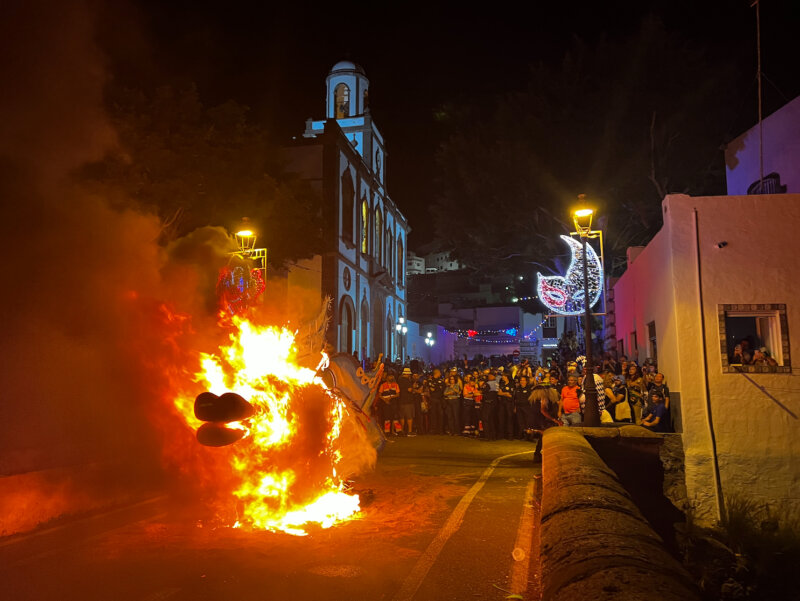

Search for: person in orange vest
xmin=378 ymin=374 xmax=400 ymax=436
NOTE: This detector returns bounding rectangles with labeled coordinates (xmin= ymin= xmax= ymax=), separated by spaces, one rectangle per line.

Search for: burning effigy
xmin=169 ymin=254 xmax=383 ymax=536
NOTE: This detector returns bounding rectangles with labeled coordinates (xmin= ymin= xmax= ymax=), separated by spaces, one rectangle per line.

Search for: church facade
xmin=286 ymin=61 xmax=409 ymax=361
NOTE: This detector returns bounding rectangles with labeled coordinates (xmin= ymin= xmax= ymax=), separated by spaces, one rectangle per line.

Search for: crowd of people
xmin=368 ymin=352 xmax=674 ymax=441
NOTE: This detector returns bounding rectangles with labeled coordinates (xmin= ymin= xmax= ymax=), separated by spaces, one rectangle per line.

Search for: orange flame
xmin=173 ymin=315 xmax=360 ymax=535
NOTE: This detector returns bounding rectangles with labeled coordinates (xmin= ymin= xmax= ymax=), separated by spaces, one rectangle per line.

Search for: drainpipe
xmin=693 ymin=207 xmax=725 ymax=521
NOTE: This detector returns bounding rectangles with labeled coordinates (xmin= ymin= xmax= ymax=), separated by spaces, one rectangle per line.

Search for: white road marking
xmin=509 ymin=478 xmax=537 ymax=596
xmin=393 ymin=451 xmax=534 ymax=601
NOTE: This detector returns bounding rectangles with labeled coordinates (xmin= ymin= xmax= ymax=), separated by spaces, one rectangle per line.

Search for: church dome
xmin=330 ymin=60 xmax=366 ymax=75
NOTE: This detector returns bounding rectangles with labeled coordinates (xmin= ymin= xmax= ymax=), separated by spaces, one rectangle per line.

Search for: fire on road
xmin=1 ymin=437 xmax=542 ymax=601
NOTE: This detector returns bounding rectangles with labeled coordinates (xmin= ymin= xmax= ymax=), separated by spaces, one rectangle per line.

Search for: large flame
xmin=173 ymin=315 xmax=360 ymax=536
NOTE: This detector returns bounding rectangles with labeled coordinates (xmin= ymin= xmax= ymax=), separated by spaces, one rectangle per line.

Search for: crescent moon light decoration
xmin=537 ymin=235 xmax=603 ymax=316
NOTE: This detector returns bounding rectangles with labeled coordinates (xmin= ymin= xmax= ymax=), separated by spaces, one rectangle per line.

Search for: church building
xmin=285 ymin=61 xmax=409 ymax=361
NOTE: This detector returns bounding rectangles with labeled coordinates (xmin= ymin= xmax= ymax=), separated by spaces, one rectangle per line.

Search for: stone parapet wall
xmin=540 ymin=428 xmax=699 ymax=601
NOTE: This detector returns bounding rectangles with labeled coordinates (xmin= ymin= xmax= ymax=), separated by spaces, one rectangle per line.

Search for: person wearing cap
xmin=641 ymin=390 xmax=669 ymax=432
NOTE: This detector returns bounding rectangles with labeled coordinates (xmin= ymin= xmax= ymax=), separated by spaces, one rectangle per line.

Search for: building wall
xmin=725 ymin=95 xmax=800 ymax=195
xmin=613 ymin=193 xmax=800 ymax=524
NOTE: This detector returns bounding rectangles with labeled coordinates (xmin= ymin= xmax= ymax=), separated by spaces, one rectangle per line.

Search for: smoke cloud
xmin=0 ymin=1 xmax=233 ymax=534
xmin=0 ymin=1 xmax=376 ymax=536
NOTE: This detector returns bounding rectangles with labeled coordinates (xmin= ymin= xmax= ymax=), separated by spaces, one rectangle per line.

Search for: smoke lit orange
xmin=173 ymin=315 xmax=360 ymax=536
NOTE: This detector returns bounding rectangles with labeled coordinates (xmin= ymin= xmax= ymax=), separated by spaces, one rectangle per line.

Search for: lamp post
xmin=395 ymin=317 xmax=408 ymax=364
xmin=573 ymin=201 xmax=600 ymax=427
xmin=234 ymin=217 xmax=268 ymax=284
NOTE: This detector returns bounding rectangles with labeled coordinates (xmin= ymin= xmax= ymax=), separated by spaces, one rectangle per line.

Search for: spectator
xmin=461 ymin=375 xmax=478 ymax=435
xmin=752 ymin=347 xmax=778 ymax=366
xmin=625 ymin=364 xmax=646 ymax=424
xmin=411 ymin=372 xmax=424 ymax=434
xmin=443 ymin=375 xmax=461 ymax=435
xmin=398 ymin=367 xmax=416 ymax=436
xmin=559 ymin=374 xmax=582 ymax=426
xmin=424 ymin=368 xmax=445 ymax=434
xmin=641 ymin=390 xmax=669 ymax=432
xmin=377 ymin=374 xmax=400 ymax=436
xmin=480 ymin=373 xmax=499 ymax=440
xmin=513 ymin=375 xmax=533 ymax=437
xmin=608 ymin=375 xmax=633 ymax=422
xmin=497 ymin=372 xmax=515 ymax=440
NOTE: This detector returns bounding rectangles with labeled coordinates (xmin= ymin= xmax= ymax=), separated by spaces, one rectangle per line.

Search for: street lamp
xmin=233 ymin=217 xmax=268 ymax=283
xmin=395 ymin=316 xmax=408 ymax=363
xmin=424 ymin=332 xmax=435 ymax=346
xmin=572 ymin=198 xmax=600 ymax=427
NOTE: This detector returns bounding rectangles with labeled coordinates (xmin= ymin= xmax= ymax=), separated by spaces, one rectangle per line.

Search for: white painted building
xmin=286 ymin=61 xmax=409 ymax=361
xmin=725 ymin=95 xmax=799 ymax=195
xmin=425 ymin=250 xmax=461 ymax=273
xmin=406 ymin=251 xmax=426 ymax=275
xmin=613 ymin=193 xmax=800 ymax=524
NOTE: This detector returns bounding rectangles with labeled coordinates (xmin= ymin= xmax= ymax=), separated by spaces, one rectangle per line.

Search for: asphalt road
xmin=1 ymin=436 xmax=543 ymax=601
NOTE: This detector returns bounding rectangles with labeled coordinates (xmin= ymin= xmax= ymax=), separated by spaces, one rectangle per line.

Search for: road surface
xmin=1 ymin=436 xmax=542 ymax=601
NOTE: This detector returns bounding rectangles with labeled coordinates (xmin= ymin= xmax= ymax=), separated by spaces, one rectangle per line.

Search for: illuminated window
xmin=361 ymin=198 xmax=369 ymax=254
xmin=719 ymin=304 xmax=791 ymax=373
xmin=341 ymin=171 xmax=354 ymax=244
xmin=397 ymin=237 xmax=404 ymax=286
xmin=335 ymin=83 xmax=350 ymax=119
xmin=374 ymin=207 xmax=382 ymax=263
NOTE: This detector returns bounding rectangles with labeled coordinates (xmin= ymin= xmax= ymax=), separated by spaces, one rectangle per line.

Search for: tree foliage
xmin=79 ymin=84 xmax=324 ymax=267
xmin=434 ymin=18 xmax=739 ymax=278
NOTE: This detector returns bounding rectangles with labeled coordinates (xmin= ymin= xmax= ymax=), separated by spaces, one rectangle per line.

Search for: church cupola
xmin=326 ymin=61 xmax=370 ymax=119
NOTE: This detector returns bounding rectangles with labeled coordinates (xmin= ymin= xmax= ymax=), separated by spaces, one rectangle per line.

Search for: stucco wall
xmin=613 ymin=193 xmax=800 ymax=524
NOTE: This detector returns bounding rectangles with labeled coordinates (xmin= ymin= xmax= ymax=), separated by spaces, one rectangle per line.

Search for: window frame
xmin=718 ymin=304 xmax=791 ymax=374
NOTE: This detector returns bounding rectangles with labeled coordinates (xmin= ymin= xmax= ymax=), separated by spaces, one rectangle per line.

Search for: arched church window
xmin=339 ymin=298 xmax=354 ymax=354
xmin=341 ymin=170 xmax=355 ymax=243
xmin=397 ymin=237 xmax=404 ymax=286
xmin=374 ymin=207 xmax=382 ymax=264
xmin=360 ymin=297 xmax=369 ymax=359
xmin=361 ymin=197 xmax=369 ymax=254
xmin=388 ymin=233 xmax=394 ymax=277
xmin=335 ymin=83 xmax=350 ymax=119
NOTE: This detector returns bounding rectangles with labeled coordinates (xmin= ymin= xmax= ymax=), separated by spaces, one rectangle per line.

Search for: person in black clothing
xmin=397 ymin=367 xmax=416 ymax=436
xmin=497 ymin=373 xmax=515 ymax=440
xmin=513 ymin=376 xmax=533 ymax=438
xmin=424 ymin=369 xmax=445 ymax=434
xmin=480 ymin=373 xmax=499 ymax=440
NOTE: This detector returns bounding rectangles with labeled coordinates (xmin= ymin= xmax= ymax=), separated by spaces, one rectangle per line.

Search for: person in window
xmin=751 ymin=347 xmax=778 ymax=366
xmin=641 ymin=390 xmax=669 ymax=432
xmin=732 ymin=339 xmax=753 ymax=365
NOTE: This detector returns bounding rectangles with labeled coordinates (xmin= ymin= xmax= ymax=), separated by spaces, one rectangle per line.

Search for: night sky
xmin=103 ymin=0 xmax=797 ymax=247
